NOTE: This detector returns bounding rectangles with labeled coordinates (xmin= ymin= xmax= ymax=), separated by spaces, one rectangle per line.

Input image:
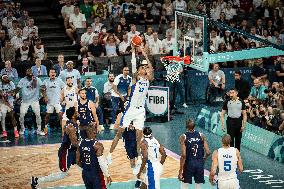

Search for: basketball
xmin=131 ymin=35 xmax=142 ymax=47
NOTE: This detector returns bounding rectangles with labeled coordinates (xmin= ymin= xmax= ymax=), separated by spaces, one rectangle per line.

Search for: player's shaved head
xmin=186 ymin=119 xmax=195 ymax=130
xmin=66 ymin=107 xmax=75 ymax=120
xmin=143 ymin=127 xmax=152 ymax=138
xmin=222 ymin=134 xmax=231 ymax=147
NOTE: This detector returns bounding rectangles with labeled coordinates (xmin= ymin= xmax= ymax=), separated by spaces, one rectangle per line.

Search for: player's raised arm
xmin=209 ymin=150 xmax=218 ymax=185
xmin=137 ymin=140 xmax=148 ymax=179
xmin=236 ymin=149 xmax=243 ymax=173
xmin=201 ymin=134 xmax=211 ymax=160
xmin=141 ymin=46 xmax=154 ymax=81
xmin=178 ymin=134 xmax=186 ymax=181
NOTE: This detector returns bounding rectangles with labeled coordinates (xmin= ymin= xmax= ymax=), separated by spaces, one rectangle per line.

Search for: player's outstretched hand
xmin=106 ymin=176 xmax=112 ymax=186
xmin=209 ymin=174 xmax=215 ymax=186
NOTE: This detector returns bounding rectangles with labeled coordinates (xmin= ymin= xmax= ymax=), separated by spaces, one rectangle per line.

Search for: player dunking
xmin=60 ymin=77 xmax=78 ymax=135
xmin=209 ymin=134 xmax=243 ymax=189
xmin=77 ymin=88 xmax=99 ymax=139
xmin=31 ymin=107 xmax=80 ymax=189
xmin=179 ymin=119 xmax=211 ymax=189
xmin=108 ymin=47 xmax=154 ymax=166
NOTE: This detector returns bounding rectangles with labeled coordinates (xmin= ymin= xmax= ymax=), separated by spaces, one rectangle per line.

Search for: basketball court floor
xmin=0 ymin=105 xmax=283 ymax=189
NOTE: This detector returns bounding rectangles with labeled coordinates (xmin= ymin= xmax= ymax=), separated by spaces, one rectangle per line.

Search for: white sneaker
xmin=109 ymin=124 xmax=115 ymax=130
xmin=72 ymin=41 xmax=76 ymax=45
xmin=37 ymin=130 xmax=46 ymax=136
xmin=19 ymin=129 xmax=25 ymax=135
xmin=182 ymin=103 xmax=188 ymax=108
xmin=99 ymin=125 xmax=105 ymax=131
xmin=106 ymin=153 xmax=112 ymax=165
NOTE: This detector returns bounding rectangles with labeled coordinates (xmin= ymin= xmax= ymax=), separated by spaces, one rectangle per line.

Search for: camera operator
xmin=264 ymin=107 xmax=281 ymax=133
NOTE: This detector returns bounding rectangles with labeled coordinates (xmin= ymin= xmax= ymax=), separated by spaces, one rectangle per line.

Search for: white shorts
xmin=0 ymin=103 xmax=12 ymax=114
xmin=144 ymin=161 xmax=163 ymax=189
xmin=20 ymin=101 xmax=40 ymax=115
xmin=218 ymin=178 xmax=240 ymax=189
xmin=46 ymin=104 xmax=61 ymax=114
xmin=120 ymin=106 xmax=145 ymax=130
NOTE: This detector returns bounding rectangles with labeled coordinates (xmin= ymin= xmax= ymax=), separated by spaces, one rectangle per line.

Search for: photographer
xmin=264 ymin=107 xmax=281 ymax=133
xmin=265 ymin=82 xmax=281 ymax=108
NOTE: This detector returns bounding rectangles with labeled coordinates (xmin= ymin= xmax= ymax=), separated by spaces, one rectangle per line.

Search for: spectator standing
xmin=61 ymin=0 xmax=75 ymax=29
xmin=78 ymin=57 xmax=95 ymax=75
xmin=15 ymin=69 xmax=45 ymax=136
xmin=275 ymin=56 xmax=284 ymax=83
xmin=0 ymin=61 xmax=18 ymax=80
xmin=87 ymin=35 xmax=105 ymax=61
xmin=0 ymin=74 xmax=19 ymax=138
xmin=66 ymin=6 xmax=86 ymax=45
xmin=16 ymin=38 xmax=32 ymax=61
xmin=83 ymin=77 xmax=104 ymax=131
xmin=41 ymin=68 xmax=66 ymax=134
xmin=2 ymin=10 xmax=16 ymax=29
xmin=221 ymin=88 xmax=247 ymax=151
xmin=121 ymin=0 xmax=134 ymax=16
xmin=208 ymin=63 xmax=226 ymax=101
xmin=162 ymin=0 xmax=174 ymax=19
xmin=108 ymin=0 xmax=121 ymax=21
xmin=31 ymin=58 xmax=48 ymax=77
xmin=59 ymin=61 xmax=81 ymax=88
xmin=248 ymin=78 xmax=267 ymax=101
xmin=53 ymin=54 xmax=67 ymax=76
xmin=10 ymin=28 xmax=25 ymax=50
xmin=22 ymin=18 xmax=38 ymax=38
xmin=1 ymin=40 xmax=15 ymax=62
xmin=146 ymin=0 xmax=161 ymax=23
xmin=110 ymin=67 xmax=132 ymax=129
xmin=234 ymin=70 xmax=250 ymax=100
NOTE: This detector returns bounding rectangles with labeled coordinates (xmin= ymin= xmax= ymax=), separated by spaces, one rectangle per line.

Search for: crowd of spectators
xmin=0 ymin=1 xmax=47 ymax=63
xmin=0 ymin=0 xmax=284 ymax=136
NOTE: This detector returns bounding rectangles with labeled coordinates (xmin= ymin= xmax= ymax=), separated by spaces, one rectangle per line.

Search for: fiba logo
xmin=268 ymin=137 xmax=284 ymax=163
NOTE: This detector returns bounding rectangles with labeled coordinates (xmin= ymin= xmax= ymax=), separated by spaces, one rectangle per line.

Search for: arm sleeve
xmin=97 ymin=155 xmax=110 ymax=177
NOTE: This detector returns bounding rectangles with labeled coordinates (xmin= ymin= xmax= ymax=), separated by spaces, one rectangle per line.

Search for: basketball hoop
xmin=161 ymin=56 xmax=191 ymax=83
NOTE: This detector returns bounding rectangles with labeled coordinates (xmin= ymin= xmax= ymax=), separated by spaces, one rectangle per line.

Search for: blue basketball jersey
xmin=184 ymin=131 xmax=204 ymax=160
xmin=61 ymin=120 xmax=80 ymax=149
xmin=78 ymin=100 xmax=93 ymax=126
xmin=79 ymin=139 xmax=101 ymax=172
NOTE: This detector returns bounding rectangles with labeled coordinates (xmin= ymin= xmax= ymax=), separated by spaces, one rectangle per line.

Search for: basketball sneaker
xmin=1 ymin=130 xmax=7 ymax=137
xmin=37 ymin=129 xmax=46 ymax=136
xmin=31 ymin=176 xmax=38 ymax=189
xmin=14 ymin=130 xmax=19 ymax=138
xmin=135 ymin=179 xmax=142 ymax=189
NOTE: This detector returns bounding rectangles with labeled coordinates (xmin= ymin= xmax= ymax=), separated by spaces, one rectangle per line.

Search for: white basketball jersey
xmin=63 ymin=86 xmax=77 ymax=109
xmin=218 ymin=147 xmax=238 ymax=181
xmin=144 ymin=137 xmax=160 ymax=162
xmin=129 ymin=77 xmax=149 ymax=107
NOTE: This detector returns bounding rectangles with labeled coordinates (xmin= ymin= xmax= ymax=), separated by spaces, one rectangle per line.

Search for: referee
xmin=221 ymin=88 xmax=247 ymax=151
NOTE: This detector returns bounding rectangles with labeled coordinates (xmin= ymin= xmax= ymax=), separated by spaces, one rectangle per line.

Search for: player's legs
xmin=7 ymin=109 xmax=18 ymax=137
xmin=1 ymin=105 xmax=8 ymax=132
xmin=218 ymin=178 xmax=240 ymax=189
xmin=143 ymin=161 xmax=162 ymax=189
xmin=226 ymin=119 xmax=235 ymax=147
xmin=109 ymin=126 xmax=125 ymax=153
xmin=19 ymin=102 xmax=30 ymax=134
xmin=133 ymin=108 xmax=145 ymax=157
xmin=30 ymin=101 xmax=42 ymax=130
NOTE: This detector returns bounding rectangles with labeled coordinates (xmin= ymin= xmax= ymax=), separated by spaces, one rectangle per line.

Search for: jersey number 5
xmin=191 ymin=144 xmax=199 ymax=156
xmin=224 ymin=161 xmax=232 ymax=171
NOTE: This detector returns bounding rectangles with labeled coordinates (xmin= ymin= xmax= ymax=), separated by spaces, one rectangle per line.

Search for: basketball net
xmin=160 ymin=55 xmax=191 ymax=83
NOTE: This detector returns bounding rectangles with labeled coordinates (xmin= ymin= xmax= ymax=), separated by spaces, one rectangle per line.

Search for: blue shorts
xmin=58 ymin=146 xmax=76 ymax=172
xmin=183 ymin=159 xmax=205 ymax=184
xmin=82 ymin=170 xmax=106 ymax=189
xmin=124 ymin=140 xmax=138 ymax=159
